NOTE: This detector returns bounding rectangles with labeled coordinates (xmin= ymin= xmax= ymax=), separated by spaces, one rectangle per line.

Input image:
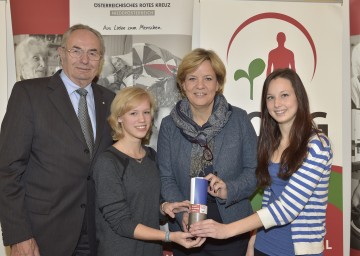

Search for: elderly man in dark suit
xmin=0 ymin=24 xmax=115 ymax=256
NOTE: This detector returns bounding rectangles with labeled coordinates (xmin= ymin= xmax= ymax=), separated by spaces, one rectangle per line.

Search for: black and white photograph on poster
xmin=351 ymin=34 xmax=360 ymax=252
xmin=97 ymin=34 xmax=190 ymax=149
xmin=13 ymin=34 xmax=62 ymax=81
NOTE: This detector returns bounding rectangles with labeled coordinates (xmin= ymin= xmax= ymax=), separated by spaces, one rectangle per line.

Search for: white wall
xmin=1 ymin=0 xmax=14 ymax=255
xmin=342 ymin=0 xmax=351 ymax=255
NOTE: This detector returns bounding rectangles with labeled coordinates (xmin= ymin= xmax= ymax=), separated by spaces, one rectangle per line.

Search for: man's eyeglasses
xmin=63 ymin=47 xmax=102 ymax=61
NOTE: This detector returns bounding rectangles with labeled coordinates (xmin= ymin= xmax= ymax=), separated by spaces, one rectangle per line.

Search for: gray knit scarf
xmin=170 ymin=94 xmax=232 ymax=177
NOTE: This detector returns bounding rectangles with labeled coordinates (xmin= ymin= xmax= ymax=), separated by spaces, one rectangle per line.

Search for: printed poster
xmin=70 ymin=0 xmax=194 ymax=150
xmin=198 ymin=0 xmax=343 ymax=255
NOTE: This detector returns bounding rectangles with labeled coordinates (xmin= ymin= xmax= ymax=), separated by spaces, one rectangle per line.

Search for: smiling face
xmin=118 ymin=100 xmax=152 ymax=141
xmin=266 ymin=77 xmax=298 ymax=129
xmin=58 ymin=29 xmax=102 ymax=88
xmin=181 ymin=60 xmax=219 ymax=114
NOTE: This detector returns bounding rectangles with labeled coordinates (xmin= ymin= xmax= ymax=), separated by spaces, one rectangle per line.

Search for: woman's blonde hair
xmin=108 ymin=87 xmax=156 ymax=142
xmin=176 ymin=48 xmax=226 ymax=98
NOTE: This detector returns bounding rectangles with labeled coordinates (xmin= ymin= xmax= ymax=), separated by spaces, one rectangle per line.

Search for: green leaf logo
xmin=234 ymin=58 xmax=266 ymax=100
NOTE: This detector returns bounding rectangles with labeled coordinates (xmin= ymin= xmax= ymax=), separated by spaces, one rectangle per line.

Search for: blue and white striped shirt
xmin=257 ymin=134 xmax=333 ymax=255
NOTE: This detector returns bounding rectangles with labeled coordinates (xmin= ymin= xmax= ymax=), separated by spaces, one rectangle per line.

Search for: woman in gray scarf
xmin=157 ymin=48 xmax=258 ymax=256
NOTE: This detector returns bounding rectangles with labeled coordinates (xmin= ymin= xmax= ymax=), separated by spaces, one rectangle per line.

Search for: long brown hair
xmin=256 ymin=68 xmax=318 ymax=188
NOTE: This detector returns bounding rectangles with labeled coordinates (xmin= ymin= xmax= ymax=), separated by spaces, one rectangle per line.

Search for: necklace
xmin=116 ymin=141 xmax=145 ymax=163
xmin=135 ymin=158 xmax=143 ymax=163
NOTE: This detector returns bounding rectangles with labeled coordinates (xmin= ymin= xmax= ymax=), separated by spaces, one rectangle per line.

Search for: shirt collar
xmin=60 ymin=70 xmax=93 ymax=95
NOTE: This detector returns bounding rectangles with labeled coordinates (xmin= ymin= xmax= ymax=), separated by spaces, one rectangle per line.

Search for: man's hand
xmin=10 ymin=238 xmax=40 ymax=256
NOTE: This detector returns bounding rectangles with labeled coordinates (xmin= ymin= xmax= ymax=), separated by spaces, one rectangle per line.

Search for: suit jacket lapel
xmin=92 ymin=83 xmax=108 ymax=155
xmin=48 ymin=72 xmax=88 ymax=148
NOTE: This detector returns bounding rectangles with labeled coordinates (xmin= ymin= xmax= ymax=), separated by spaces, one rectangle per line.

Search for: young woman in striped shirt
xmin=190 ymin=68 xmax=333 ymax=256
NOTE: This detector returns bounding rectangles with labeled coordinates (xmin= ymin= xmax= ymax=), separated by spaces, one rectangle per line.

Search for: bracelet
xmin=164 ymin=231 xmax=171 ymax=242
xmin=161 ymin=202 xmax=168 ymax=213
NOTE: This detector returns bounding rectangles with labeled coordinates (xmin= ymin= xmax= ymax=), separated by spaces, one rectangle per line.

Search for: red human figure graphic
xmin=267 ymin=32 xmax=296 ymax=76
